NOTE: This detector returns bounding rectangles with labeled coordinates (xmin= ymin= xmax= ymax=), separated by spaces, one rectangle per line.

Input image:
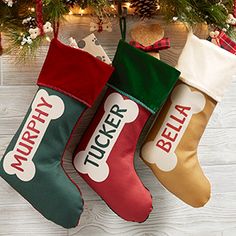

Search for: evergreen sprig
xmin=0 ymin=0 xmax=236 ymax=61
xmin=160 ymin=0 xmax=233 ymax=28
xmin=0 ymin=0 xmax=110 ymax=60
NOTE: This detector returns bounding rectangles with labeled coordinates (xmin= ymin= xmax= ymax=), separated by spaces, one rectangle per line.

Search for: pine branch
xmin=1 ymin=0 xmax=236 ymax=61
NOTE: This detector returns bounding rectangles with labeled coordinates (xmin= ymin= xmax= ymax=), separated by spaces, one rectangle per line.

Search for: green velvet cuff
xmin=108 ymin=40 xmax=180 ymax=114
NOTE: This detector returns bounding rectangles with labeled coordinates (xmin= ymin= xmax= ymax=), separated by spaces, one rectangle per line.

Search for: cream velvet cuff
xmin=176 ymin=33 xmax=236 ymax=102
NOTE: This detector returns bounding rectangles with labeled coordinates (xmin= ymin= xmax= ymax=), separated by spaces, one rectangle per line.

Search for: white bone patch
xmin=3 ymin=89 xmax=65 ymax=182
xmin=142 ymin=84 xmax=206 ymax=172
xmin=74 ymin=92 xmax=139 ymax=182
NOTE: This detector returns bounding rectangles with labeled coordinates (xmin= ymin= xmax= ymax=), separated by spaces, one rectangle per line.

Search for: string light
xmin=28 ymin=7 xmax=35 ymax=12
xmin=66 ymin=2 xmax=135 ymax=16
xmin=45 ymin=36 xmax=51 ymax=42
xmin=126 ymin=2 xmax=131 ymax=8
xmin=172 ymin=16 xmax=178 ymax=21
xmin=80 ymin=8 xmax=85 ymax=16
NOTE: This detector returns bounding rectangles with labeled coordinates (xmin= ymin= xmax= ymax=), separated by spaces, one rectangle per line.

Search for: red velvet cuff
xmin=37 ymin=38 xmax=114 ymax=107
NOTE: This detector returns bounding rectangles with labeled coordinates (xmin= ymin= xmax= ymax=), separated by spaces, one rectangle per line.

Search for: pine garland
xmin=0 ymin=0 xmax=236 ymax=61
xmin=0 ymin=0 xmax=110 ymax=60
xmin=159 ymin=0 xmax=233 ymax=28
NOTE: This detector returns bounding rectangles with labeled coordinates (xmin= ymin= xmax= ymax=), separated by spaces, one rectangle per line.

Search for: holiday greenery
xmin=0 ymin=0 xmax=110 ymax=58
xmin=0 ymin=0 xmax=236 ymax=58
xmin=160 ymin=0 xmax=234 ymax=28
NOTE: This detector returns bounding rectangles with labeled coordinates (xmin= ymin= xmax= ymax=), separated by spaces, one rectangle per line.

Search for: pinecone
xmin=131 ymin=0 xmax=159 ymax=19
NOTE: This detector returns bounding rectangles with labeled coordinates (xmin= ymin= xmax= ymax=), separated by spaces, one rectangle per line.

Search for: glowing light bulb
xmin=30 ymin=7 xmax=35 ymax=12
xmin=80 ymin=9 xmax=85 ymax=16
xmin=173 ymin=16 xmax=178 ymax=21
xmin=69 ymin=10 xmax=73 ymax=15
xmin=111 ymin=4 xmax=115 ymax=9
xmin=46 ymin=36 xmax=51 ymax=42
xmin=126 ymin=2 xmax=131 ymax=8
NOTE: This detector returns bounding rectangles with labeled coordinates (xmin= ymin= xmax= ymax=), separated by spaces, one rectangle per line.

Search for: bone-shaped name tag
xmin=142 ymin=84 xmax=206 ymax=172
xmin=3 ymin=89 xmax=65 ymax=182
xmin=74 ymin=92 xmax=139 ymax=182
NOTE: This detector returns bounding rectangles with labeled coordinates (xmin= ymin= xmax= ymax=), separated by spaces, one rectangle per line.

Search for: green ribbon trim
xmin=108 ymin=83 xmax=156 ymax=113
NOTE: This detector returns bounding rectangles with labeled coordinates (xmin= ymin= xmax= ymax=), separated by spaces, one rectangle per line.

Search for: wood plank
xmin=0 ymin=135 xmax=13 ymax=158
xmin=2 ymin=47 xmax=48 ymax=86
xmin=0 ymin=127 xmax=236 ymax=203
xmin=67 ymin=128 xmax=236 ymax=167
xmin=0 ymin=86 xmax=37 ymax=118
xmin=0 ymin=163 xmax=234 ymax=202
xmin=1 ymin=79 xmax=236 ymax=136
xmin=68 ymin=193 xmax=236 ymax=236
xmin=0 ymin=203 xmax=67 ymax=235
xmin=0 ymin=125 xmax=236 ymax=203
xmin=2 ymin=125 xmax=236 ymax=167
xmin=1 ymin=86 xmax=236 ymax=165
xmin=0 ymin=56 xmax=2 ymax=86
xmin=0 ymin=86 xmax=37 ymax=135
xmin=0 ymin=166 xmax=236 ymax=235
xmin=65 ymin=165 xmax=236 ymax=200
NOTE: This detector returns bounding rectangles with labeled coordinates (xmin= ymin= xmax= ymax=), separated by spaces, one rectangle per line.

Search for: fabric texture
xmin=108 ymin=40 xmax=180 ymax=113
xmin=216 ymin=31 xmax=236 ymax=54
xmin=176 ymin=33 xmax=236 ymax=102
xmin=38 ymin=38 xmax=114 ymax=107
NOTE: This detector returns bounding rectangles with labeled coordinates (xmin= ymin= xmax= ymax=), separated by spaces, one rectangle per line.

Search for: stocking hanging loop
xmin=234 ymin=0 xmax=236 ymax=17
xmin=0 ymin=32 xmax=3 ymax=55
xmin=118 ymin=0 xmax=127 ymax=41
xmin=53 ymin=21 xmax=60 ymax=38
xmin=35 ymin=0 xmax=44 ymax=35
xmin=35 ymin=0 xmax=59 ymax=38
